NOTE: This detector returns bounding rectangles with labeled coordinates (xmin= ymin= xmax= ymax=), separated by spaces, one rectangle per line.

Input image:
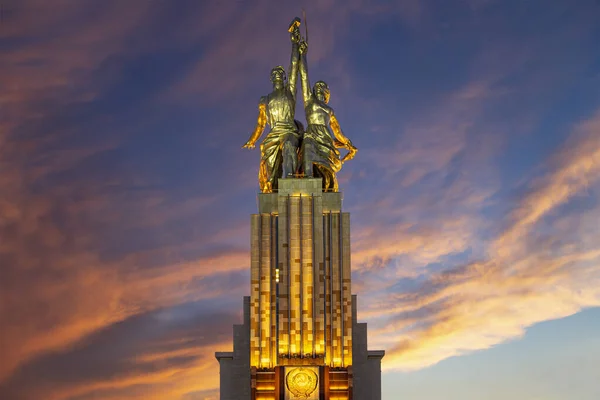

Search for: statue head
xmin=313 ymin=81 xmax=330 ymax=103
xmin=270 ymin=66 xmax=286 ymax=88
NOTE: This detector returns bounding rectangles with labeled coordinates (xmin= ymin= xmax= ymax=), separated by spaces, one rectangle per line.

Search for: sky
xmin=1 ymin=0 xmax=599 ymax=399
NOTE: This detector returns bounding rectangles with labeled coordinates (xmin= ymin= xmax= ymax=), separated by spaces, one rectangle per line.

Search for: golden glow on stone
xmin=250 ymin=184 xmax=352 ymax=369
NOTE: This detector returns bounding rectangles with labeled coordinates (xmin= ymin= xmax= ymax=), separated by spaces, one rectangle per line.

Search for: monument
xmin=216 ymin=17 xmax=383 ymax=400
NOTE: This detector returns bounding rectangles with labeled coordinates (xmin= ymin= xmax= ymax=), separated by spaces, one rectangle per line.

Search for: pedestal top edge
xmin=277 ymin=177 xmax=323 ymax=195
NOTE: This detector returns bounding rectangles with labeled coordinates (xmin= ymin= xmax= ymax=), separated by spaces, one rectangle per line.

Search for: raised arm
xmin=330 ymin=112 xmax=357 ymax=163
xmin=243 ymin=99 xmax=267 ymax=149
xmin=288 ymin=41 xmax=300 ymax=102
xmin=298 ymin=41 xmax=312 ymax=105
xmin=287 ymin=19 xmax=301 ymax=101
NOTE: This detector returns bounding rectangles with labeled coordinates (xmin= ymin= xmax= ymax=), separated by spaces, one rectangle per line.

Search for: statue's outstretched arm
xmin=288 ymin=31 xmax=300 ymax=102
xmin=243 ymin=101 xmax=267 ymax=149
xmin=330 ymin=113 xmax=357 ymax=162
xmin=298 ymin=42 xmax=312 ymax=104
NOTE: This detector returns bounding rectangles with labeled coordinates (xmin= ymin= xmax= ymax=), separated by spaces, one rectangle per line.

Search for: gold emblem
xmin=286 ymin=368 xmax=319 ymax=398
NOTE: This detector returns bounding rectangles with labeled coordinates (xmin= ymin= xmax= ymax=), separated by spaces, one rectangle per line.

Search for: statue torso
xmin=305 ymin=99 xmax=331 ymax=126
xmin=264 ymin=88 xmax=295 ymax=127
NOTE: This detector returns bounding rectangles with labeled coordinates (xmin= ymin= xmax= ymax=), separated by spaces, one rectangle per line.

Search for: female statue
xmin=297 ymin=40 xmax=357 ymax=192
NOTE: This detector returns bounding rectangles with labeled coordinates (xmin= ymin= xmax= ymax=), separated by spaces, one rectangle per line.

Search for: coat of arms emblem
xmin=285 ymin=367 xmax=319 ymax=398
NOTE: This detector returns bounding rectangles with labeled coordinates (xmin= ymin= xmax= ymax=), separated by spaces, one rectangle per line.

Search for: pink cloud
xmin=361 ymin=109 xmax=600 ymax=371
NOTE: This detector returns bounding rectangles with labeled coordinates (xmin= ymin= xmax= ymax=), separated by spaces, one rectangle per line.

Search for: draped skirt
xmin=300 ymin=124 xmax=342 ymax=192
xmin=259 ymin=123 xmax=300 ymax=193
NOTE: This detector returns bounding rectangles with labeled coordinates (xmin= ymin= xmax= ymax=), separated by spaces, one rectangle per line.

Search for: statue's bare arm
xmin=243 ymin=101 xmax=267 ymax=149
xmin=298 ymin=41 xmax=312 ymax=105
xmin=330 ymin=113 xmax=357 ymax=163
xmin=288 ymin=29 xmax=301 ymax=102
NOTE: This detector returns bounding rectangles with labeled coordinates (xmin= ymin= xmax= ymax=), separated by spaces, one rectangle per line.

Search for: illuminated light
xmin=329 ymin=382 xmax=349 ymax=390
xmin=256 ymin=395 xmax=277 ymax=400
xmin=256 ymin=383 xmax=276 ymax=391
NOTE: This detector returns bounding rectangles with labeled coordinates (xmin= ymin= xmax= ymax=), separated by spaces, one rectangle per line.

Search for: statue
xmin=242 ymin=18 xmax=303 ymax=193
xmin=297 ymin=38 xmax=357 ymax=192
xmin=243 ymin=16 xmax=356 ymax=193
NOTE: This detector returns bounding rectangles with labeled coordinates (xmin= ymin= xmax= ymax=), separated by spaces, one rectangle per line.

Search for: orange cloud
xmin=0 ymin=296 xmax=240 ymax=399
xmin=494 ymin=110 xmax=600 ymax=258
xmin=363 ymin=109 xmax=600 ymax=371
xmin=2 ymin=1 xmax=598 ymax=399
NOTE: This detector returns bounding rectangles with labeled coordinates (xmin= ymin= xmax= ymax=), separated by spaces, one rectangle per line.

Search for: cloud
xmin=165 ymin=0 xmax=429 ymax=103
xmin=365 ymin=109 xmax=600 ymax=371
xmin=2 ymin=0 xmax=599 ymax=399
xmin=494 ymin=111 xmax=600 ymax=258
xmin=0 ymin=1 xmax=255 ymax=386
xmin=349 ymin=78 xmax=501 ymax=279
xmin=0 ymin=302 xmax=237 ymax=400
xmin=0 ymin=2 xmax=428 ymax=396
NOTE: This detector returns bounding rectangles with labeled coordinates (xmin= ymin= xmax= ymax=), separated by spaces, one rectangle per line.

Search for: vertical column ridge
xmin=271 ymin=214 xmax=278 ymax=366
xmin=311 ymin=195 xmax=316 ymax=358
xmin=322 ymin=213 xmax=328 ymax=361
xmin=250 ymin=214 xmax=260 ymax=367
xmin=328 ymin=212 xmax=334 ymax=365
xmin=289 ymin=195 xmax=300 ymax=356
xmin=259 ymin=214 xmax=272 ymax=368
xmin=339 ymin=211 xmax=344 ymax=367
xmin=300 ymin=194 xmax=314 ymax=358
xmin=299 ymin=194 xmax=303 ymax=357
xmin=342 ymin=212 xmax=353 ymax=367
xmin=331 ymin=212 xmax=342 ymax=367
xmin=313 ymin=194 xmax=325 ymax=358
xmin=277 ymin=196 xmax=289 ymax=357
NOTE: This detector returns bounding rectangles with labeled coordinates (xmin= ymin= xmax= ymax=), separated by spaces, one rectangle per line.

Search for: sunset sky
xmin=1 ymin=0 xmax=600 ymax=399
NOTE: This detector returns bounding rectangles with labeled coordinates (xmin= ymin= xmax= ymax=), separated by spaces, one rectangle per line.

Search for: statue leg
xmin=318 ymin=167 xmax=337 ymax=192
xmin=259 ymin=160 xmax=271 ymax=193
xmin=323 ymin=172 xmax=331 ymax=192
xmin=272 ymin=157 xmax=283 ymax=190
xmin=331 ymin=173 xmax=338 ymax=192
xmin=302 ymin=138 xmax=314 ymax=178
xmin=281 ymin=139 xmax=298 ymax=178
xmin=303 ymin=157 xmax=313 ymax=178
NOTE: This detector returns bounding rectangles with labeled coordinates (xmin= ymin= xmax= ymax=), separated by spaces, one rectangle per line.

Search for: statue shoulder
xmin=314 ymin=100 xmax=333 ymax=115
xmin=323 ymin=103 xmax=334 ymax=115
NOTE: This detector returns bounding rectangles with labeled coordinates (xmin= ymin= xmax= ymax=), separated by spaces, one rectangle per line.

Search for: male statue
xmin=243 ymin=18 xmax=303 ymax=193
xmin=297 ymin=39 xmax=357 ymax=192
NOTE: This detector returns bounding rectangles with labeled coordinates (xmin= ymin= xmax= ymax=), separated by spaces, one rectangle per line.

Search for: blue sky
xmin=384 ymin=308 xmax=600 ymax=399
xmin=1 ymin=0 xmax=599 ymax=399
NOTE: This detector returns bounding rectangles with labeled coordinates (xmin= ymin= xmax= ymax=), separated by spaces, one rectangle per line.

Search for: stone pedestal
xmin=216 ymin=179 xmax=384 ymax=400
